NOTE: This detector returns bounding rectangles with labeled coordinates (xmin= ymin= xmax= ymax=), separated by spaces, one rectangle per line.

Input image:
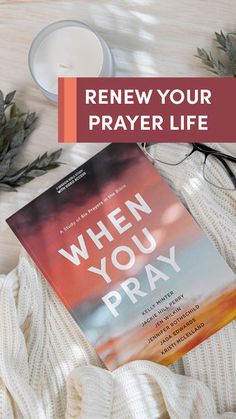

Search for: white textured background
xmin=0 ymin=0 xmax=236 ymax=272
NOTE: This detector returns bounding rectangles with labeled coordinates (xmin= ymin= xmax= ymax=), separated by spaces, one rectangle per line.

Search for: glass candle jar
xmin=28 ymin=20 xmax=114 ymax=102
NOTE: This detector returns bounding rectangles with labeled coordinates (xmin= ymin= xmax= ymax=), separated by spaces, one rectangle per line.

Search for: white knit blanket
xmin=0 ymin=144 xmax=236 ymax=419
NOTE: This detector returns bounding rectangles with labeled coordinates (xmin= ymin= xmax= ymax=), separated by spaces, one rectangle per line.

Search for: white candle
xmin=29 ymin=21 xmax=114 ymax=102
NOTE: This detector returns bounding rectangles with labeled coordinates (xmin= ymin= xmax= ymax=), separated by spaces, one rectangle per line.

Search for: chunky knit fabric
xmin=0 ymin=143 xmax=236 ymax=419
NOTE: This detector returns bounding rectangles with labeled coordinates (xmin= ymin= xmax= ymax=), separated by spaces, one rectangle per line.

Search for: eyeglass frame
xmin=142 ymin=142 xmax=236 ymax=190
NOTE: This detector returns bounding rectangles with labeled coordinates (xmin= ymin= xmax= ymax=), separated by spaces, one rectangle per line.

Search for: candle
xmin=28 ymin=20 xmax=114 ymax=102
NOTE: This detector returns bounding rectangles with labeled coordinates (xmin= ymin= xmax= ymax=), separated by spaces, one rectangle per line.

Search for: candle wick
xmin=59 ymin=64 xmax=71 ymax=69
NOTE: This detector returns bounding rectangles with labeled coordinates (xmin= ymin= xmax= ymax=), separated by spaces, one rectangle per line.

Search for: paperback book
xmin=7 ymin=143 xmax=236 ymax=370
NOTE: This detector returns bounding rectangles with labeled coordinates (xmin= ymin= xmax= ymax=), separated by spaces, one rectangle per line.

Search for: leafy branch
xmin=0 ymin=90 xmax=62 ymax=192
xmin=196 ymin=31 xmax=236 ymax=77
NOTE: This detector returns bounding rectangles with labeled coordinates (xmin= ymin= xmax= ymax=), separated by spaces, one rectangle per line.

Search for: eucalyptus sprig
xmin=196 ymin=31 xmax=236 ymax=77
xmin=0 ymin=90 xmax=62 ymax=192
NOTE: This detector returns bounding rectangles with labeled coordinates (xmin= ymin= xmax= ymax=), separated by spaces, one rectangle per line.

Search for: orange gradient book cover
xmin=7 ymin=144 xmax=236 ymax=370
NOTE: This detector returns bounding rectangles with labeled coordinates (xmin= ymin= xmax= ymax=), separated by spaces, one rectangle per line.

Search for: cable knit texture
xmin=0 ymin=143 xmax=236 ymax=419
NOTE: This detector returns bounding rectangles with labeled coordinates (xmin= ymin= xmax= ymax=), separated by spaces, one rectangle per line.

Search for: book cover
xmin=7 ymin=143 xmax=236 ymax=370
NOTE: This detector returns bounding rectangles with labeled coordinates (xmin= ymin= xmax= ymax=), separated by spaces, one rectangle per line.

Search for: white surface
xmin=33 ymin=25 xmax=104 ymax=94
xmin=1 ymin=0 xmax=236 ymax=273
xmin=221 ymin=144 xmax=236 ymax=157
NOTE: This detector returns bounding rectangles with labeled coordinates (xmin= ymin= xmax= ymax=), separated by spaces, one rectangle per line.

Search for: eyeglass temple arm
xmin=192 ymin=143 xmax=236 ymax=163
xmin=214 ymin=155 xmax=236 ymax=188
xmin=216 ymin=153 xmax=236 ymax=164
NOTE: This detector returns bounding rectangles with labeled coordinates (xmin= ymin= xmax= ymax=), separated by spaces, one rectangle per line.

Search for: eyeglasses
xmin=142 ymin=143 xmax=236 ymax=191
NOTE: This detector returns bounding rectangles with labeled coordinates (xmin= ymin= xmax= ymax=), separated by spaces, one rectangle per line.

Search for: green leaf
xmin=10 ymin=103 xmax=16 ymax=118
xmin=195 ymin=47 xmax=233 ymax=76
xmin=49 ymin=149 xmax=62 ymax=162
xmin=4 ymin=148 xmax=19 ymax=161
xmin=197 ymin=30 xmax=236 ymax=77
xmin=0 ymin=183 xmax=16 ymax=192
xmin=0 ymin=91 xmax=4 ymax=120
xmin=0 ymin=136 xmax=4 ymax=153
xmin=6 ymin=116 xmax=18 ymax=130
xmin=27 ymin=169 xmax=46 ymax=177
xmin=14 ymin=176 xmax=32 ymax=186
xmin=11 ymin=128 xmax=25 ymax=148
xmin=10 ymin=103 xmax=20 ymax=118
xmin=24 ymin=112 xmax=37 ymax=129
xmin=0 ymin=142 xmax=10 ymax=162
xmin=0 ymin=89 xmax=62 ymax=192
xmin=225 ymin=35 xmax=236 ymax=62
xmin=37 ymin=153 xmax=51 ymax=168
xmin=46 ymin=163 xmax=61 ymax=170
xmin=4 ymin=90 xmax=16 ymax=105
xmin=214 ymin=31 xmax=236 ymax=65
xmin=24 ymin=123 xmax=36 ymax=139
xmin=215 ymin=31 xmax=227 ymax=49
xmin=0 ymin=157 xmax=12 ymax=180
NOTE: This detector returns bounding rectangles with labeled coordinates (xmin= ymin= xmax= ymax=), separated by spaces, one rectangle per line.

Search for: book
xmin=7 ymin=143 xmax=236 ymax=370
